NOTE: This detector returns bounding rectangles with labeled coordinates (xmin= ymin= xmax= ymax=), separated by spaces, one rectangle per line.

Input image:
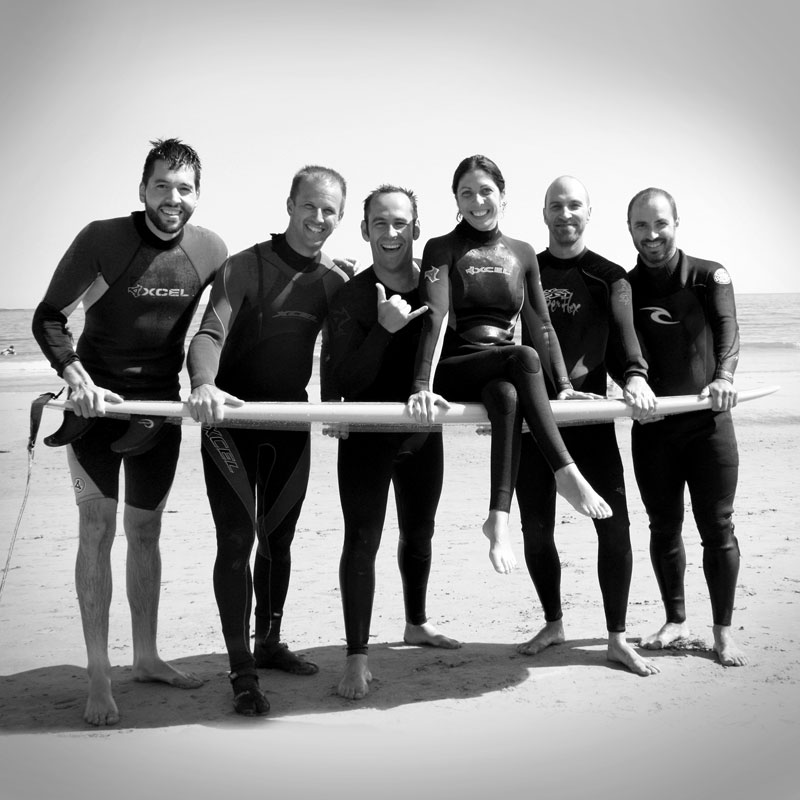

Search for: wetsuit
xmin=32 ymin=211 xmax=226 ymax=508
xmin=188 ymin=235 xmax=348 ymax=674
xmin=515 ymin=249 xmax=648 ymax=632
xmin=628 ymin=249 xmax=740 ymax=627
xmin=412 ymin=220 xmax=573 ymax=512
xmin=329 ymin=266 xmax=443 ymax=656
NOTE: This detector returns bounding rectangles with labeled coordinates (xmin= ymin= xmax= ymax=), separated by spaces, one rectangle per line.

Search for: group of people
xmin=31 ymin=138 xmax=747 ymax=726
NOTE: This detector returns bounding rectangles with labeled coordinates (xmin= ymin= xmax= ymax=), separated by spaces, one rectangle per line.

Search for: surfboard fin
xmin=44 ymin=411 xmax=96 ymax=447
xmin=110 ymin=415 xmax=168 ymax=456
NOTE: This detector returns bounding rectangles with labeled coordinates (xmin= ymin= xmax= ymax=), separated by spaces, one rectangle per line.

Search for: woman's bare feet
xmin=554 ymin=463 xmax=612 ymax=519
xmin=640 ymin=620 xmax=690 ymax=649
xmin=404 ymin=621 xmax=461 ymax=649
xmin=607 ymin=632 xmax=660 ymax=675
xmin=713 ymin=624 xmax=748 ymax=666
xmin=517 ymin=619 xmax=565 ymax=655
xmin=482 ymin=510 xmax=517 ymax=574
xmin=338 ymin=654 xmax=372 ymax=699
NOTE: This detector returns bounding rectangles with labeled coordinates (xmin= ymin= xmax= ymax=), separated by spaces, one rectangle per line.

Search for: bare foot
xmin=482 ymin=510 xmax=517 ymax=574
xmin=607 ymin=632 xmax=660 ymax=676
xmin=338 ymin=654 xmax=372 ymax=700
xmin=84 ymin=670 xmax=119 ymax=726
xmin=404 ymin=621 xmax=461 ymax=649
xmin=517 ymin=619 xmax=565 ymax=655
xmin=640 ymin=620 xmax=690 ymax=649
xmin=132 ymin=657 xmax=204 ymax=688
xmin=554 ymin=464 xmax=612 ymax=519
xmin=713 ymin=624 xmax=748 ymax=666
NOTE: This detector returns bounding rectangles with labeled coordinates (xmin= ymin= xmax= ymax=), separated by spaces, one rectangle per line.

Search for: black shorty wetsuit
xmin=412 ymin=220 xmax=573 ymax=512
xmin=329 ymin=266 xmax=443 ymax=656
xmin=188 ymin=234 xmax=348 ymax=674
xmin=516 ymin=249 xmax=648 ymax=632
xmin=32 ymin=211 xmax=226 ymax=509
xmin=628 ymin=250 xmax=740 ymax=627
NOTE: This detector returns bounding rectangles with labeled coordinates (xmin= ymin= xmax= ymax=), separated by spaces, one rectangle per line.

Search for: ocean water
xmin=1 ymin=294 xmax=797 ymax=417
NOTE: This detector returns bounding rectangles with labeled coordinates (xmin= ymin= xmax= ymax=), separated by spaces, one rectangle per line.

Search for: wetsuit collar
xmin=132 ymin=211 xmax=185 ymax=251
xmin=543 ymin=247 xmax=588 ymax=268
xmin=271 ymin=232 xmax=321 ymax=273
xmin=455 ymin=218 xmax=502 ymax=245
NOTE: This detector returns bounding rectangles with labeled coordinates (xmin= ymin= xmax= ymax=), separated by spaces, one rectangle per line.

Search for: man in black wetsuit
xmin=187 ymin=165 xmax=351 ymax=714
xmin=327 ymin=186 xmax=460 ymax=700
xmin=626 ymin=187 xmax=747 ymax=667
xmin=514 ymin=176 xmax=659 ymax=676
xmin=31 ymin=138 xmax=228 ymax=725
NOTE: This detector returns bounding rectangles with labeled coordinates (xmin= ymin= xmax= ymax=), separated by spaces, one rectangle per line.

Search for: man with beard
xmin=514 ymin=175 xmax=659 ymax=675
xmin=32 ymin=138 xmax=228 ymax=725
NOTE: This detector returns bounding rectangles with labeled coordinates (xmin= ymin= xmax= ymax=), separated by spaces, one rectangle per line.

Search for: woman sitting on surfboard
xmin=408 ymin=155 xmax=610 ymax=574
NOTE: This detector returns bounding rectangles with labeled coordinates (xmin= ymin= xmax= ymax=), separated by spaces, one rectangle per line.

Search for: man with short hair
xmin=626 ymin=187 xmax=746 ymax=667
xmin=327 ymin=186 xmax=460 ymax=700
xmin=514 ymin=175 xmax=659 ymax=676
xmin=32 ymin=138 xmax=227 ymax=725
xmin=187 ymin=165 xmax=351 ymax=714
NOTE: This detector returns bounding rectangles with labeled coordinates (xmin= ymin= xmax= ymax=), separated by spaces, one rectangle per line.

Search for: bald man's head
xmin=543 ymin=175 xmax=591 ymax=252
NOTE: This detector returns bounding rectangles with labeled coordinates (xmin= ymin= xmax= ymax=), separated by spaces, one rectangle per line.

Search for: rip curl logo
xmin=73 ymin=478 xmax=85 ymax=493
xmin=545 ymin=288 xmax=581 ymax=316
xmin=465 ymin=265 xmax=511 ymax=276
xmin=204 ymin=428 xmax=241 ymax=474
xmin=274 ymin=310 xmax=317 ymax=322
xmin=641 ymin=306 xmax=680 ymax=325
xmin=137 ymin=418 xmax=156 ymax=429
xmin=128 ymin=285 xmax=190 ymax=298
xmin=425 ymin=266 xmax=441 ymax=283
xmin=713 ymin=268 xmax=731 ymax=285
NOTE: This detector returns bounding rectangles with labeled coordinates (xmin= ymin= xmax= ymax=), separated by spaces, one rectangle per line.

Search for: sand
xmin=0 ymin=368 xmax=798 ymax=800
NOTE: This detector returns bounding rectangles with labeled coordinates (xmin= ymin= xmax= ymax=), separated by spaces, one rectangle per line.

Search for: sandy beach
xmin=1 ymin=358 xmax=798 ymax=800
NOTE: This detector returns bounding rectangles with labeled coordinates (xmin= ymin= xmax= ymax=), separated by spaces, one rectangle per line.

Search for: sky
xmin=1 ymin=0 xmax=798 ymax=308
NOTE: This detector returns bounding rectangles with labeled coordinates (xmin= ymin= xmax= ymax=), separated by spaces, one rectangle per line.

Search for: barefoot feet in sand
xmin=84 ymin=668 xmax=119 ymax=726
xmin=132 ymin=656 xmax=204 ymax=688
xmin=482 ymin=510 xmax=517 ymax=574
xmin=517 ymin=619 xmax=565 ymax=655
xmin=404 ymin=621 xmax=461 ymax=649
xmin=338 ymin=654 xmax=372 ymax=699
xmin=554 ymin=464 xmax=612 ymax=519
xmin=640 ymin=620 xmax=690 ymax=650
xmin=713 ymin=624 xmax=748 ymax=666
xmin=607 ymin=632 xmax=659 ymax=676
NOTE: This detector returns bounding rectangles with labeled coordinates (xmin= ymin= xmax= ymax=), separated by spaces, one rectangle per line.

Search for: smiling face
xmin=285 ymin=176 xmax=344 ymax=257
xmin=543 ymin=177 xmax=591 ymax=250
xmin=138 ymin=159 xmax=199 ymax=239
xmin=362 ymin=192 xmax=419 ymax=279
xmin=628 ymin=193 xmax=679 ymax=267
xmin=455 ymin=169 xmax=503 ymax=232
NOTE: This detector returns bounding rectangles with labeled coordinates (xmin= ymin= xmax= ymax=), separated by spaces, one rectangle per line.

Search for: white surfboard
xmin=42 ymin=385 xmax=780 ymax=429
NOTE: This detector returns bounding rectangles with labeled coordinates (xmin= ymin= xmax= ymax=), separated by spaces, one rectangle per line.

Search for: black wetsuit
xmin=628 ymin=249 xmax=740 ymax=627
xmin=329 ymin=266 xmax=442 ymax=656
xmin=32 ymin=211 xmax=226 ymax=508
xmin=412 ymin=221 xmax=573 ymax=512
xmin=516 ymin=249 xmax=648 ymax=632
xmin=188 ymin=234 xmax=348 ymax=674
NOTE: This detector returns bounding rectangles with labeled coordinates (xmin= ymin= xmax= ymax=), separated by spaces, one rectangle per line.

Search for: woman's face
xmin=455 ymin=169 xmax=503 ymax=231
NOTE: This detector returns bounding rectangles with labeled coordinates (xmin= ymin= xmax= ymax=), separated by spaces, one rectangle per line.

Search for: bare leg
xmin=640 ymin=620 xmax=691 ymax=649
xmin=404 ymin=621 xmax=461 ymax=649
xmin=713 ymin=624 xmax=748 ymax=666
xmin=338 ymin=654 xmax=372 ymax=699
xmin=482 ymin=509 xmax=517 ymax=574
xmin=517 ymin=618 xmax=565 ymax=655
xmin=607 ymin=631 xmax=660 ymax=675
xmin=76 ymin=498 xmax=120 ymax=726
xmin=554 ymin=464 xmax=612 ymax=519
xmin=124 ymin=505 xmax=203 ymax=688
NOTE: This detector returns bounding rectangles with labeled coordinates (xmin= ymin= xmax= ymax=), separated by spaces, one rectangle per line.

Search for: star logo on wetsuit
xmin=424 ymin=266 xmax=440 ymax=283
xmin=641 ymin=306 xmax=680 ymax=325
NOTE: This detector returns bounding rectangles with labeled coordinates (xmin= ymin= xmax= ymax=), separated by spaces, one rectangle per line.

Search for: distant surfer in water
xmin=626 ymin=188 xmax=747 ymax=667
xmin=31 ymin=138 xmax=227 ymax=725
xmin=187 ymin=166 xmax=350 ymax=715
xmin=1 ymin=345 xmax=15 ymax=355
xmin=512 ymin=176 xmax=659 ymax=676
xmin=407 ymin=155 xmax=611 ymax=575
xmin=327 ymin=186 xmax=460 ymax=700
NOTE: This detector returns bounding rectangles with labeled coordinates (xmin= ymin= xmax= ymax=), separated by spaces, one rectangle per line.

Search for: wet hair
xmin=141 ymin=138 xmax=202 ymax=190
xmin=627 ymin=187 xmax=678 ymax=223
xmin=289 ymin=165 xmax=348 ymax=211
xmin=362 ymin=184 xmax=419 ymax=229
xmin=451 ymin=154 xmax=506 ymax=195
